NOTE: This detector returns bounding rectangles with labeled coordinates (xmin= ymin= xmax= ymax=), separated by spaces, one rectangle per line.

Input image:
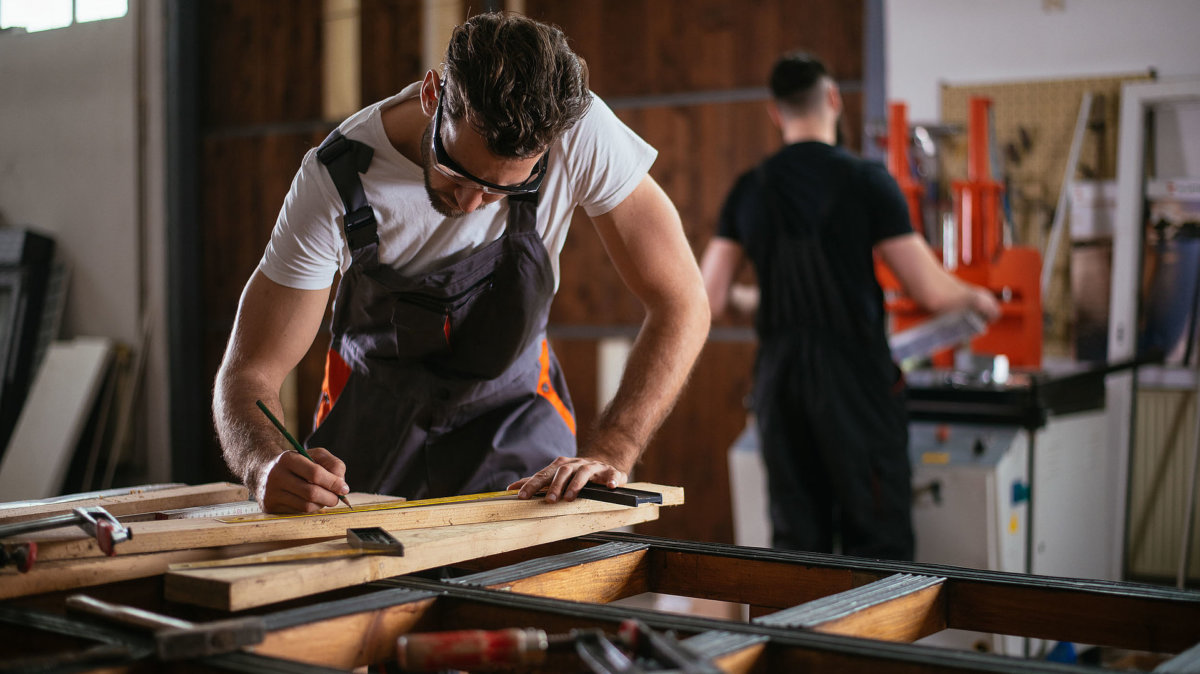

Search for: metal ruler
xmin=154 ymin=501 xmax=263 ymax=520
xmin=219 ymin=490 xmax=520 ymax=523
xmin=219 ymin=484 xmax=663 ymax=524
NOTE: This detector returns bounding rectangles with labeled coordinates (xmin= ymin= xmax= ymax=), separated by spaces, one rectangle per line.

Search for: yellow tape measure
xmin=218 ymin=489 xmax=520 ymax=523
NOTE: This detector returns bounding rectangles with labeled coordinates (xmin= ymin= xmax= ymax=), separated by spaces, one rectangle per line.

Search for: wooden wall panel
xmin=618 ymin=102 xmax=783 ymax=246
xmin=360 ymin=0 xmax=424 ymax=104
xmin=197 ymin=0 xmax=428 ymax=471
xmin=200 ymin=0 xmax=324 ymax=128
xmin=199 ymin=131 xmax=331 ymax=479
xmin=635 ymin=341 xmax=756 ymax=543
xmin=524 ymin=0 xmax=863 ymax=98
xmin=535 ymin=0 xmax=865 ymax=544
xmin=550 ymin=210 xmax=643 ymax=325
xmin=550 ymin=101 xmax=780 ymax=325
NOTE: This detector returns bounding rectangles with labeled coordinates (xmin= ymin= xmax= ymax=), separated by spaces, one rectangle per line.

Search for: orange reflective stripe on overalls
xmin=315 ymin=348 xmax=351 ymax=428
xmin=537 ymin=338 xmax=576 ymax=435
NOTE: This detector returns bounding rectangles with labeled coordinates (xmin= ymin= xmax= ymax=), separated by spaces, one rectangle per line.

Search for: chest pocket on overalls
xmin=391 ymin=270 xmax=495 ymax=361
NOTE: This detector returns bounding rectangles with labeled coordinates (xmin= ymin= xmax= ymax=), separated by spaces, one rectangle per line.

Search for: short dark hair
xmin=442 ymin=12 xmax=592 ymax=158
xmin=769 ymin=51 xmax=829 ymax=115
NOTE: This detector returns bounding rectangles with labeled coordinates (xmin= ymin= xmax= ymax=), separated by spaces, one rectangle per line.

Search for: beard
xmin=420 ymin=123 xmax=464 ymax=218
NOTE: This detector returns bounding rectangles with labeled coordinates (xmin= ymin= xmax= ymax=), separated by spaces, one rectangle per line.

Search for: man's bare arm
xmin=700 ymin=237 xmax=759 ymax=318
xmin=510 ymin=175 xmax=710 ymax=501
xmin=875 ymin=233 xmax=1000 ymax=320
xmin=214 ymin=270 xmax=350 ymax=511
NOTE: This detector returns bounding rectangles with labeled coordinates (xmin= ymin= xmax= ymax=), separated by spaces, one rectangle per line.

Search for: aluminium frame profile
xmin=2 ymin=532 xmax=1198 ymax=672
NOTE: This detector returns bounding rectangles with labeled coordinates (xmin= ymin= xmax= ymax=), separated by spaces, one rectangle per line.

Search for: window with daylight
xmin=0 ymin=0 xmax=127 ymax=34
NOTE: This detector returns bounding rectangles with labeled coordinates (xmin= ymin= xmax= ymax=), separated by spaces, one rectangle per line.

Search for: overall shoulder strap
xmin=506 ymin=189 xmax=540 ymax=234
xmin=317 ymin=130 xmax=379 ymax=251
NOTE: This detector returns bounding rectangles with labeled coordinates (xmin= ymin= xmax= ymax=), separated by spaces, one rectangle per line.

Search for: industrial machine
xmin=878 ymin=97 xmax=1043 ymax=369
xmin=886 ymin=97 xmax=1118 ymax=654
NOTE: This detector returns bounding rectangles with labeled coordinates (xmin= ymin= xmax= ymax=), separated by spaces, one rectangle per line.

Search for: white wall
xmin=0 ymin=1 xmax=170 ymax=483
xmin=0 ymin=14 xmax=139 ymax=343
xmin=885 ymin=0 xmax=1200 ymax=123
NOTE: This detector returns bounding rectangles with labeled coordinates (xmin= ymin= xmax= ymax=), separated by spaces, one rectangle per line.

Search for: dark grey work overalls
xmin=305 ymin=132 xmax=577 ymax=499
xmin=742 ymin=147 xmax=913 ymax=560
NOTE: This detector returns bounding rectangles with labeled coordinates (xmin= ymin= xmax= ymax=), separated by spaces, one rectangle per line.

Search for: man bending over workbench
xmin=214 ymin=12 xmax=709 ymax=513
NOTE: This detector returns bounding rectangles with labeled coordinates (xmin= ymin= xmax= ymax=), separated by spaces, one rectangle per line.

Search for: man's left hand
xmin=508 ymin=456 xmax=628 ymax=503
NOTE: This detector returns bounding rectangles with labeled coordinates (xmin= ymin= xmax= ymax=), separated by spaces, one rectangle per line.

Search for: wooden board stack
xmin=0 ymin=481 xmax=682 ymax=606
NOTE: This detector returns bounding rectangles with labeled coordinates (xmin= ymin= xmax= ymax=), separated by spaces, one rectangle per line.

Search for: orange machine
xmin=878 ymin=98 xmax=1043 ymax=368
xmin=886 ymin=102 xmax=925 ymax=237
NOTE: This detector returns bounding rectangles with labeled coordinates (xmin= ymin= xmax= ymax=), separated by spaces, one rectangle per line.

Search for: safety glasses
xmin=430 ymin=89 xmax=546 ymax=196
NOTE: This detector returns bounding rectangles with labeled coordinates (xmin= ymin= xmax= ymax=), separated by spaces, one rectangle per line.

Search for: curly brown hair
xmin=441 ymin=12 xmax=591 ymax=159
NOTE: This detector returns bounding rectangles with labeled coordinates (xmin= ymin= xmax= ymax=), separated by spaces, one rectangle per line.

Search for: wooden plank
xmin=710 ymin=643 xmax=767 ymax=674
xmin=481 ymin=548 xmax=651 ymax=604
xmin=13 ymin=483 xmax=681 ymax=562
xmin=447 ymin=540 xmax=652 ymax=603
xmin=254 ymin=596 xmax=437 ymax=669
xmin=756 ymin=574 xmax=946 ymax=643
xmin=0 ymin=483 xmax=248 ymax=525
xmin=0 ymin=540 xmax=327 ymax=601
xmin=165 ymin=506 xmax=663 ymax=611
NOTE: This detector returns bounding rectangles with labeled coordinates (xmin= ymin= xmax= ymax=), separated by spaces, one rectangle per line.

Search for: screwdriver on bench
xmin=256 ymin=400 xmax=353 ymax=510
xmin=396 ymin=620 xmax=669 ymax=671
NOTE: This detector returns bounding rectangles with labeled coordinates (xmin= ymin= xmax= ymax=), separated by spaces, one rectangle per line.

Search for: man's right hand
xmin=968 ymin=285 xmax=1002 ymax=323
xmin=257 ymin=447 xmax=350 ymax=513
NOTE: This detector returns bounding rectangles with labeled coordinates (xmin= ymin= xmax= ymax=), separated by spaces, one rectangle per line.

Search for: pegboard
xmin=940 ymin=72 xmax=1154 ymax=357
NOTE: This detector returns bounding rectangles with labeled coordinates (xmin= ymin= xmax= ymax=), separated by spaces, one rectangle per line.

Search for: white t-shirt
xmin=259 ymin=83 xmax=657 ymax=291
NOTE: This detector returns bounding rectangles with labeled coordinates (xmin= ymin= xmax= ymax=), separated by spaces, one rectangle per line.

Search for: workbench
xmin=2 ymin=482 xmax=1199 ymax=672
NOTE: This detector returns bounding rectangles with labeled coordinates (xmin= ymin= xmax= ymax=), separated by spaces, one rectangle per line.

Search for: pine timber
xmin=7 ymin=484 xmax=681 ymax=562
xmin=164 ymin=505 xmax=664 ymax=611
xmin=0 ymin=540 xmax=325 ymax=601
xmin=754 ymin=573 xmax=946 ymax=643
xmin=0 ymin=483 xmax=248 ymax=525
xmin=255 ymin=594 xmax=439 ymax=669
xmin=2 ymin=531 xmax=1199 ymax=673
xmin=456 ymin=541 xmax=653 ymax=604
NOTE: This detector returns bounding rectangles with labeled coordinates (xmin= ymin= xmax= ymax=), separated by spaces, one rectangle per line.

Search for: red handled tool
xmin=0 ymin=506 xmax=130 ymax=572
xmin=395 ymin=619 xmax=718 ymax=672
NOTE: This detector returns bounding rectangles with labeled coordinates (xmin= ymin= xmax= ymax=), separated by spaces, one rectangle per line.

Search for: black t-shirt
xmin=717 ymin=141 xmax=912 ymax=349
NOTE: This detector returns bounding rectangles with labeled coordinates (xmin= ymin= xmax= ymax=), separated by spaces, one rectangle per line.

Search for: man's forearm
xmin=213 ymin=373 xmax=290 ymax=501
xmin=580 ymin=300 xmax=709 ymax=472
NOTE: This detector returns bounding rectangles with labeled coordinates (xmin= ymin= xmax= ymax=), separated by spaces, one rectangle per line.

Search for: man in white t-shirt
xmin=214 ymin=12 xmax=709 ymax=513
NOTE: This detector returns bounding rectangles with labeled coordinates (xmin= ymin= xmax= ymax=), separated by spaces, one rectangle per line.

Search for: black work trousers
xmin=753 ymin=335 xmax=914 ymax=561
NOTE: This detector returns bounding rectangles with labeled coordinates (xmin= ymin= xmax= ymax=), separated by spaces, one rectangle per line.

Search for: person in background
xmin=700 ymin=52 xmax=998 ymax=559
xmin=215 ymin=12 xmax=709 ymax=513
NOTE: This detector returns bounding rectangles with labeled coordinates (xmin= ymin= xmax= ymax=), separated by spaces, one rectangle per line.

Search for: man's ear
xmin=419 ymin=70 xmax=440 ymax=117
xmin=766 ymin=101 xmax=783 ymax=130
xmin=827 ymin=81 xmax=843 ymax=117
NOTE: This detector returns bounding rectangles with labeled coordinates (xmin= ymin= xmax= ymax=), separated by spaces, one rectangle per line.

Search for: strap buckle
xmin=343 ymin=206 xmax=378 ymax=248
xmin=317 ymin=133 xmax=351 ymax=165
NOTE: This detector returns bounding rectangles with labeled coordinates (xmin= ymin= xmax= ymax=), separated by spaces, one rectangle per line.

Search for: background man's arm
xmin=213 ymin=270 xmax=350 ymax=512
xmin=510 ymin=175 xmax=710 ymax=502
xmin=875 ymin=233 xmax=1001 ymax=320
xmin=699 ymin=237 xmax=758 ymax=319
